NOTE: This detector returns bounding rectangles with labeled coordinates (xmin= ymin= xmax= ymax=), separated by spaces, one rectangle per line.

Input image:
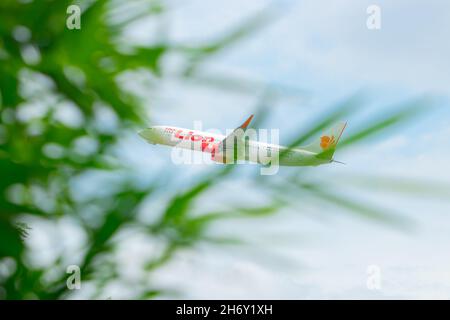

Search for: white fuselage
xmin=140 ymin=126 xmax=330 ymax=166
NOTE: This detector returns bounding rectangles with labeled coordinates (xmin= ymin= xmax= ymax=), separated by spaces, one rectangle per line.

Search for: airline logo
xmin=173 ymin=129 xmax=217 ymax=152
xmin=320 ymin=135 xmax=335 ymax=149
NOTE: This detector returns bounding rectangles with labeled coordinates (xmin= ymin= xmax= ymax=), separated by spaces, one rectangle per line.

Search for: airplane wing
xmin=217 ymin=114 xmax=254 ymax=154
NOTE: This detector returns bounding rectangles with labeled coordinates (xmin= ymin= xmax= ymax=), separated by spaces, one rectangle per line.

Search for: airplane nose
xmin=138 ymin=128 xmax=154 ymax=141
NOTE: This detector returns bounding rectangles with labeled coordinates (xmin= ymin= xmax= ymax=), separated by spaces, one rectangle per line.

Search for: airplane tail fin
xmin=301 ymin=121 xmax=347 ymax=160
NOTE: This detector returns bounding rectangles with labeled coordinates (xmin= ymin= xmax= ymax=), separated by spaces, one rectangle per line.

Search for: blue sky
xmin=125 ymin=0 xmax=450 ymax=144
xmin=26 ymin=0 xmax=450 ymax=298
xmin=117 ymin=0 xmax=450 ymax=299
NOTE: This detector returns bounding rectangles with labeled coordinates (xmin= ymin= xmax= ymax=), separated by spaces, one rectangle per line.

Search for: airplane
xmin=138 ymin=115 xmax=347 ymax=167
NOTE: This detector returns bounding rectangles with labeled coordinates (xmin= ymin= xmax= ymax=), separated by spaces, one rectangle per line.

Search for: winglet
xmin=217 ymin=114 xmax=255 ymax=155
xmin=240 ymin=114 xmax=254 ymax=130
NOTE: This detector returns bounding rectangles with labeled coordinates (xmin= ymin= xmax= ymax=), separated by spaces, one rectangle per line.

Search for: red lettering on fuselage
xmin=173 ymin=129 xmax=216 ymax=152
xmin=202 ymin=137 xmax=216 ymax=152
xmin=174 ymin=129 xmax=193 ymax=140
